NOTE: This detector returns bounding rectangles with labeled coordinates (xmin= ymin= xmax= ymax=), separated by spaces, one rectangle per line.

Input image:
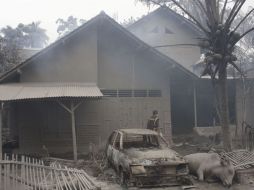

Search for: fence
xmin=0 ymin=154 xmax=100 ymax=190
xmin=242 ymin=121 xmax=254 ymax=150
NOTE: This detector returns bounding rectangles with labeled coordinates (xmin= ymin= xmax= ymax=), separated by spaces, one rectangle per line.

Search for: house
xmin=235 ymin=76 xmax=254 ymax=139
xmin=128 ymin=6 xmax=237 ymax=134
xmin=231 ymin=49 xmax=254 ymax=139
xmin=0 ymin=12 xmax=196 ymax=160
xmin=18 ymin=48 xmax=41 ymax=62
xmin=128 ymin=6 xmax=202 ymax=73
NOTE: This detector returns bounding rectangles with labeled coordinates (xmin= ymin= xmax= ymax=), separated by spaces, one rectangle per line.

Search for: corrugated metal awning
xmin=0 ymin=83 xmax=103 ymax=101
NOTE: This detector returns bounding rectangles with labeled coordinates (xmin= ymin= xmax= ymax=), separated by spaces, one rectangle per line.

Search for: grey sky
xmin=1 ymin=0 xmax=254 ymax=43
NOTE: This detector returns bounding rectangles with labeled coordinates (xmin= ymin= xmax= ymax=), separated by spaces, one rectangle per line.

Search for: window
xmin=108 ymin=132 xmax=117 ymax=145
xmin=134 ymin=90 xmax=147 ymax=97
xmin=101 ymin=89 xmax=117 ymax=97
xmin=122 ymin=134 xmax=159 ymax=149
xmin=114 ymin=133 xmax=121 ymax=150
xmin=148 ymin=90 xmax=162 ymax=97
xmin=148 ymin=135 xmax=159 ymax=147
xmin=118 ymin=90 xmax=132 ymax=97
xmin=101 ymin=89 xmax=162 ymax=98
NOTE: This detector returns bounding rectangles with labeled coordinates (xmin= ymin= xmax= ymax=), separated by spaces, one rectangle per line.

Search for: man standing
xmin=147 ymin=110 xmax=159 ymax=132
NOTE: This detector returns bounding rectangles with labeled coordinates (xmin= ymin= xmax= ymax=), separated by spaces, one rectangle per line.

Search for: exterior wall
xmin=97 ymin=23 xmax=172 ymax=139
xmin=170 ymin=75 xmax=195 ymax=134
xmin=76 ymin=97 xmax=171 ymax=152
xmin=129 ymin=11 xmax=201 ymax=72
xmin=20 ymin=26 xmax=98 ymax=83
xmin=17 ymin=98 xmax=170 ymax=155
xmin=235 ymin=79 xmax=254 ymax=137
xmin=235 ymin=81 xmax=243 ymax=137
xmin=98 ymin=23 xmax=170 ymax=94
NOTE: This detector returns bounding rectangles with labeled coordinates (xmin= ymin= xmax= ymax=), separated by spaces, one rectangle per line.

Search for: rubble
xmin=221 ymin=150 xmax=254 ymax=185
xmin=35 ymin=146 xmax=254 ymax=190
xmin=35 ymin=142 xmax=254 ymax=189
xmin=1 ymin=154 xmax=101 ymax=190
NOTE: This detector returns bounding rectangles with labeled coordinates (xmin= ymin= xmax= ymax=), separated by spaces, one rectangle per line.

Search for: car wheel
xmin=119 ymin=168 xmax=129 ymax=188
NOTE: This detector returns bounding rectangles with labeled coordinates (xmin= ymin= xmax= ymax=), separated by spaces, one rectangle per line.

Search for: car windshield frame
xmin=122 ymin=133 xmax=167 ymax=149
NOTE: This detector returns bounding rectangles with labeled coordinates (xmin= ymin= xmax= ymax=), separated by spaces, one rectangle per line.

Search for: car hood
xmin=123 ymin=148 xmax=185 ymax=163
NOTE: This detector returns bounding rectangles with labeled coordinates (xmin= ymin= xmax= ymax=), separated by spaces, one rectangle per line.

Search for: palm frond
xmin=220 ymin=0 xmax=228 ymax=22
xmin=232 ymin=8 xmax=254 ymax=34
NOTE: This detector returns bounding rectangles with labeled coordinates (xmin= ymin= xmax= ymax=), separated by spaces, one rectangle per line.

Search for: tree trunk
xmin=218 ymin=66 xmax=232 ymax=151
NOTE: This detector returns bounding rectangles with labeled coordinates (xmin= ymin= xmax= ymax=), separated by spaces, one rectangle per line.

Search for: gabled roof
xmin=128 ymin=6 xmax=203 ymax=36
xmin=18 ymin=48 xmax=41 ymax=62
xmin=0 ymin=11 xmax=197 ymax=82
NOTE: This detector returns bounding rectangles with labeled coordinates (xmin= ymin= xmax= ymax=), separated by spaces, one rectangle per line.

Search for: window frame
xmin=113 ymin=132 xmax=121 ymax=150
xmin=108 ymin=131 xmax=117 ymax=146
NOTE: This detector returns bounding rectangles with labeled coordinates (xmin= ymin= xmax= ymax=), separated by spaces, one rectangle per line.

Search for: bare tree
xmin=21 ymin=22 xmax=49 ymax=48
xmin=139 ymin=0 xmax=254 ymax=151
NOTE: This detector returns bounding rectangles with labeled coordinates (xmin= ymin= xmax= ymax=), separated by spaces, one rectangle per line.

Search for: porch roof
xmin=0 ymin=82 xmax=103 ymax=101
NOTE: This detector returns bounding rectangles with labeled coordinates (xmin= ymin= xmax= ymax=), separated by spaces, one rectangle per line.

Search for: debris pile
xmin=43 ymin=151 xmax=118 ymax=184
xmin=221 ymin=150 xmax=254 ymax=184
xmin=1 ymin=154 xmax=100 ymax=190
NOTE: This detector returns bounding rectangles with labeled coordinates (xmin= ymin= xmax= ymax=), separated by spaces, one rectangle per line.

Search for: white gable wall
xmin=129 ymin=11 xmax=201 ymax=72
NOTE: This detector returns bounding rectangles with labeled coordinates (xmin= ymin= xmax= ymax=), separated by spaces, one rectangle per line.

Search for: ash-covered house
xmin=128 ymin=6 xmax=237 ymax=134
xmin=235 ymin=71 xmax=254 ymax=138
xmin=0 ymin=12 xmax=196 ymax=160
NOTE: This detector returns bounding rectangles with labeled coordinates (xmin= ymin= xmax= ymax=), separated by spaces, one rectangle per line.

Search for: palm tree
xmin=22 ymin=22 xmax=49 ymax=48
xmin=1 ymin=25 xmax=25 ymax=48
xmin=140 ymin=0 xmax=254 ymax=151
xmin=1 ymin=22 xmax=49 ymax=49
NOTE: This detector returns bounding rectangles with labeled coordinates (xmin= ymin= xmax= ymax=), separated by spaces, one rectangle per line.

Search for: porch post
xmin=70 ymin=101 xmax=78 ymax=161
xmin=57 ymin=100 xmax=83 ymax=161
xmin=0 ymin=102 xmax=2 ymax=160
xmin=193 ymin=84 xmax=198 ymax=128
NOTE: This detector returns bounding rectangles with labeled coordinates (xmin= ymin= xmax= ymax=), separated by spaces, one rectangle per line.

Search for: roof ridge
xmin=0 ymin=11 xmax=197 ymax=82
xmin=128 ymin=6 xmax=202 ymax=35
xmin=98 ymin=13 xmax=198 ymax=78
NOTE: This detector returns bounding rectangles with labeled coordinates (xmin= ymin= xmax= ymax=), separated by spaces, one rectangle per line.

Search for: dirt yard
xmin=45 ymin=136 xmax=254 ymax=190
xmin=78 ymin=155 xmax=254 ymax=190
xmin=97 ymin=179 xmax=254 ymax=190
xmin=85 ymin=142 xmax=254 ymax=190
xmin=96 ymin=173 xmax=254 ymax=190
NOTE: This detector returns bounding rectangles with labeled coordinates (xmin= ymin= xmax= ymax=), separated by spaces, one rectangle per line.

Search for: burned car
xmin=105 ymin=129 xmax=189 ymax=187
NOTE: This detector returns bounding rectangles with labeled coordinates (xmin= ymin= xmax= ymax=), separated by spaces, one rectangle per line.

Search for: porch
xmin=0 ymin=82 xmax=103 ymax=161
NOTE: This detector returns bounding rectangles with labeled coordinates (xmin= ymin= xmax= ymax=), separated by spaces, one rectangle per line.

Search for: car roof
xmin=117 ymin=128 xmax=158 ymax=135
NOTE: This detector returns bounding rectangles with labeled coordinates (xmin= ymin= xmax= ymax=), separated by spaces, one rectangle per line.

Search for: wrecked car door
xmin=107 ymin=131 xmax=117 ymax=163
xmin=112 ymin=132 xmax=123 ymax=170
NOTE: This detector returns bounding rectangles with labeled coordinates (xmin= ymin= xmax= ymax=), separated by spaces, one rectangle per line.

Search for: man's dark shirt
xmin=147 ymin=115 xmax=159 ymax=130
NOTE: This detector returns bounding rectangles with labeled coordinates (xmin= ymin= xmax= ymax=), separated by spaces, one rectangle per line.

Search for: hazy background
xmin=1 ymin=0 xmax=253 ymax=43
